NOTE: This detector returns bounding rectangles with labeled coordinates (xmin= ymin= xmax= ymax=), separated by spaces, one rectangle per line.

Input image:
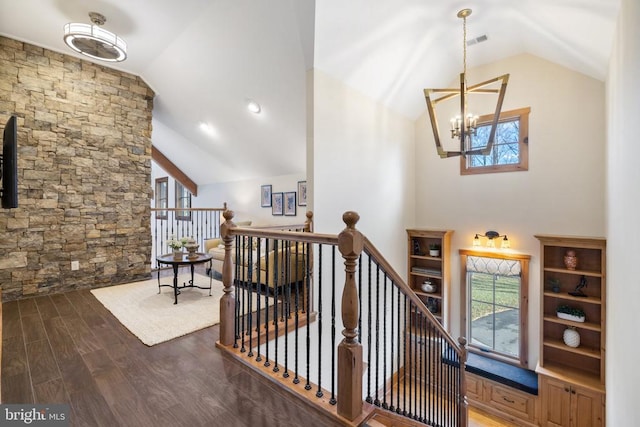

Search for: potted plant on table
xmin=167 ymin=235 xmax=189 ymax=259
xmin=556 ymin=305 xmax=585 ymax=323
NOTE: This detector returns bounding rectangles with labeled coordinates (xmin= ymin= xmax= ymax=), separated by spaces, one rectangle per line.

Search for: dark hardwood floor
xmin=1 ymin=275 xmax=342 ymax=427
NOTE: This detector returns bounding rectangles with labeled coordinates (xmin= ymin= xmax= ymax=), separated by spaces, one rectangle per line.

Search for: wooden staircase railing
xmin=216 ymin=209 xmax=468 ymax=426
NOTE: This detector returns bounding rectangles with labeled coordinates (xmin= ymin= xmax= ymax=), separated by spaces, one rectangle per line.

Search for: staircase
xmin=215 ymin=209 xmax=468 ymax=426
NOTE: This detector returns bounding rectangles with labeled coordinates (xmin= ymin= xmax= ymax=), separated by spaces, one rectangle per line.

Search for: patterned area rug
xmin=91 ymin=273 xmax=223 ymax=346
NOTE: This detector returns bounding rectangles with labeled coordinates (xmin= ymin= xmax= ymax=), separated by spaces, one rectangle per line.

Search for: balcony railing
xmin=150 ymin=205 xmax=226 ymax=269
xmin=216 ymin=209 xmax=468 ymax=426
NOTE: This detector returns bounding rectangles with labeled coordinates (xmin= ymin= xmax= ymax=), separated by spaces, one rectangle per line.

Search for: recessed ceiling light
xmin=199 ymin=122 xmax=218 ymax=138
xmin=246 ymin=99 xmax=261 ymax=114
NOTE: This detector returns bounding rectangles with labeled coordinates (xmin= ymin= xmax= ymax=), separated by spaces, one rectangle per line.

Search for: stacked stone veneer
xmin=0 ymin=37 xmax=154 ymax=301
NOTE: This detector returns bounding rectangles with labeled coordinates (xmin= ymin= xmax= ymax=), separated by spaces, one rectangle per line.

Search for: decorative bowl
xmin=421 ymin=282 xmax=436 ymax=293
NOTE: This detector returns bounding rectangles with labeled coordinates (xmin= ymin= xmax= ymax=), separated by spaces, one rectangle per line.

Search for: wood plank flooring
xmin=2 ymin=274 xmax=511 ymax=427
xmin=1 ymin=283 xmax=342 ymax=427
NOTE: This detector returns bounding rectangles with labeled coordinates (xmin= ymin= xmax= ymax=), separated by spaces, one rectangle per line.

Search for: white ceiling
xmin=0 ymin=0 xmax=620 ymax=185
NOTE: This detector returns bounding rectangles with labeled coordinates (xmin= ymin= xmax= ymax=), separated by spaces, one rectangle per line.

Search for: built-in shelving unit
xmin=406 ymin=229 xmax=452 ymax=328
xmin=535 ymin=234 xmax=606 ymax=426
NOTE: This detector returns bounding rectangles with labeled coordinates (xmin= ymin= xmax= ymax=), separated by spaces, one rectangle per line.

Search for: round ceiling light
xmin=63 ymin=12 xmax=127 ymax=62
xmin=246 ymin=99 xmax=261 ymax=114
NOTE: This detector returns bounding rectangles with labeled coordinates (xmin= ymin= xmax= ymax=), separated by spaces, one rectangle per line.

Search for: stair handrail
xmin=218 ymin=208 xmax=467 ymax=424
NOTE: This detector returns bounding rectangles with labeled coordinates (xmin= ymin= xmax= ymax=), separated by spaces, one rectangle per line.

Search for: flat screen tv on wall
xmin=2 ymin=115 xmax=18 ymax=209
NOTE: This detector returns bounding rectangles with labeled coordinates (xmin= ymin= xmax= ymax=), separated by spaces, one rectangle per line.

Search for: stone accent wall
xmin=0 ymin=36 xmax=154 ymax=301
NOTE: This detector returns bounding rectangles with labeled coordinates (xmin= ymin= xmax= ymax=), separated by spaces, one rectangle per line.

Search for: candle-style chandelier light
xmin=424 ymin=9 xmax=509 ymax=159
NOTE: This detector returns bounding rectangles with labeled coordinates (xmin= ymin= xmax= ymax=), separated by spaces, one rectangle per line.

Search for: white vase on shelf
xmin=563 ymin=327 xmax=581 ymax=348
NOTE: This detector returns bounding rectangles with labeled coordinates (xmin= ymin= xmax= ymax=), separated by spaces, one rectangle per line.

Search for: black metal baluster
xmin=316 ymin=245 xmax=323 ymax=398
xmin=439 ymin=332 xmax=443 ymax=426
xmin=382 ymin=273 xmax=388 ymax=410
xmin=396 ymin=288 xmax=401 ymax=414
xmin=402 ymin=295 xmax=407 ymax=416
xmin=273 ymin=239 xmax=280 ymax=373
xmin=418 ymin=311 xmax=423 ymax=423
xmin=256 ymin=237 xmax=262 ymax=363
xmin=247 ymin=236 xmax=254 ymax=357
xmin=233 ymin=236 xmax=240 ymax=348
xmin=408 ymin=303 xmax=413 ymax=419
xmin=374 ymin=266 xmax=380 ymax=407
xmin=431 ymin=327 xmax=436 ymax=425
xmin=264 ymin=238 xmax=271 ymax=368
xmin=283 ymin=241 xmax=290 ymax=379
xmin=424 ymin=314 xmax=429 ymax=424
xmin=389 ymin=282 xmax=395 ymax=413
xmin=446 ymin=342 xmax=450 ymax=426
xmin=240 ymin=236 xmax=247 ymax=353
xmin=366 ymin=257 xmax=372 ymax=404
xmin=330 ymin=245 xmax=336 ymax=405
xmin=425 ymin=316 xmax=430 ymax=424
xmin=293 ymin=239 xmax=300 ymax=384
xmin=305 ymin=241 xmax=312 ymax=390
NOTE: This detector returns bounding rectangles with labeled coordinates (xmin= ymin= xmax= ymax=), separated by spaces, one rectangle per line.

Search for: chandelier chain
xmin=462 ymin=13 xmax=467 ymax=86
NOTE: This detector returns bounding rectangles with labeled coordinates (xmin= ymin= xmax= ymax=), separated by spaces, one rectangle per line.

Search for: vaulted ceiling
xmin=0 ymin=0 xmax=620 ymax=185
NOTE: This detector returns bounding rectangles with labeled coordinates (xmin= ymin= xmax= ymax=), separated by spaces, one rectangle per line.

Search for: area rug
xmin=91 ymin=273 xmax=224 ymax=346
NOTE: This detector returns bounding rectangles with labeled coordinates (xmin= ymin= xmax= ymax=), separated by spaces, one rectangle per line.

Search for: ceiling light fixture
xmin=473 ymin=231 xmax=510 ymax=249
xmin=423 ymin=9 xmax=509 ymax=158
xmin=199 ymin=122 xmax=218 ymax=138
xmin=246 ymin=99 xmax=261 ymax=114
xmin=63 ymin=12 xmax=127 ymax=62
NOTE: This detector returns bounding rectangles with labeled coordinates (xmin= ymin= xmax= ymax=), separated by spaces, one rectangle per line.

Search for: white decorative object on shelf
xmin=557 ymin=312 xmax=585 ymax=323
xmin=421 ymin=280 xmax=437 ymax=293
xmin=563 ymin=327 xmax=581 ymax=348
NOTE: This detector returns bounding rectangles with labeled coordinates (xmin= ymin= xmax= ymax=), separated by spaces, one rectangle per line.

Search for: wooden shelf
xmin=543 ymin=315 xmax=601 ymax=332
xmin=410 ymin=254 xmax=442 ymax=262
xmin=543 ymin=339 xmax=601 ymax=359
xmin=543 ymin=267 xmax=602 ymax=278
xmin=413 ymin=290 xmax=442 ymax=299
xmin=542 ymin=291 xmax=601 ymax=305
xmin=410 ymin=271 xmax=442 ymax=279
xmin=536 ymin=362 xmax=604 ymax=393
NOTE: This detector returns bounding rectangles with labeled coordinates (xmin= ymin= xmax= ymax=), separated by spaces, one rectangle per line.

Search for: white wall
xmin=308 ymin=68 xmax=415 ymax=396
xmin=606 ymin=0 xmax=640 ymax=423
xmin=312 ymin=69 xmax=415 ymax=267
xmin=414 ymin=53 xmax=606 ymax=368
xmin=193 ymin=173 xmax=308 ymax=226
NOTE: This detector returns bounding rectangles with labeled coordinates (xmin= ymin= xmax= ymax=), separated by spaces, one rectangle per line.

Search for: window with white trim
xmin=459 ymin=250 xmax=530 ymax=366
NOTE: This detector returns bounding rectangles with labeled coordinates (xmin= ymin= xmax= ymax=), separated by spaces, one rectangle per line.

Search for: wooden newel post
xmin=304 ymin=211 xmax=313 ymax=233
xmin=219 ymin=209 xmax=237 ymax=346
xmin=458 ymin=336 xmax=468 ymax=426
xmin=337 ymin=211 xmax=364 ymax=420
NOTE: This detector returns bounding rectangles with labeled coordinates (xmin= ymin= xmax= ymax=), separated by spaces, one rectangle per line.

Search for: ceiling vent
xmin=466 ymin=34 xmax=488 ymax=46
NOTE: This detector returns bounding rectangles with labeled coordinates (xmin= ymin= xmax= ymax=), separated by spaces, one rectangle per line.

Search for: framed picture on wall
xmin=297 ymin=180 xmax=307 ymax=206
xmin=261 ymin=184 xmax=272 ymax=207
xmin=284 ymin=191 xmax=297 ymax=216
xmin=272 ymin=192 xmax=284 ymax=215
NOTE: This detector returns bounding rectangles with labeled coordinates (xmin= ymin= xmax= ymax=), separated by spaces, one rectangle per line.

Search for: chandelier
xmin=63 ymin=12 xmax=127 ymax=62
xmin=424 ymin=9 xmax=508 ymax=158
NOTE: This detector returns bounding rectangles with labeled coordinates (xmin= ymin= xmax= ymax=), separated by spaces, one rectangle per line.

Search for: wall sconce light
xmin=473 ymin=231 xmax=510 ymax=249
